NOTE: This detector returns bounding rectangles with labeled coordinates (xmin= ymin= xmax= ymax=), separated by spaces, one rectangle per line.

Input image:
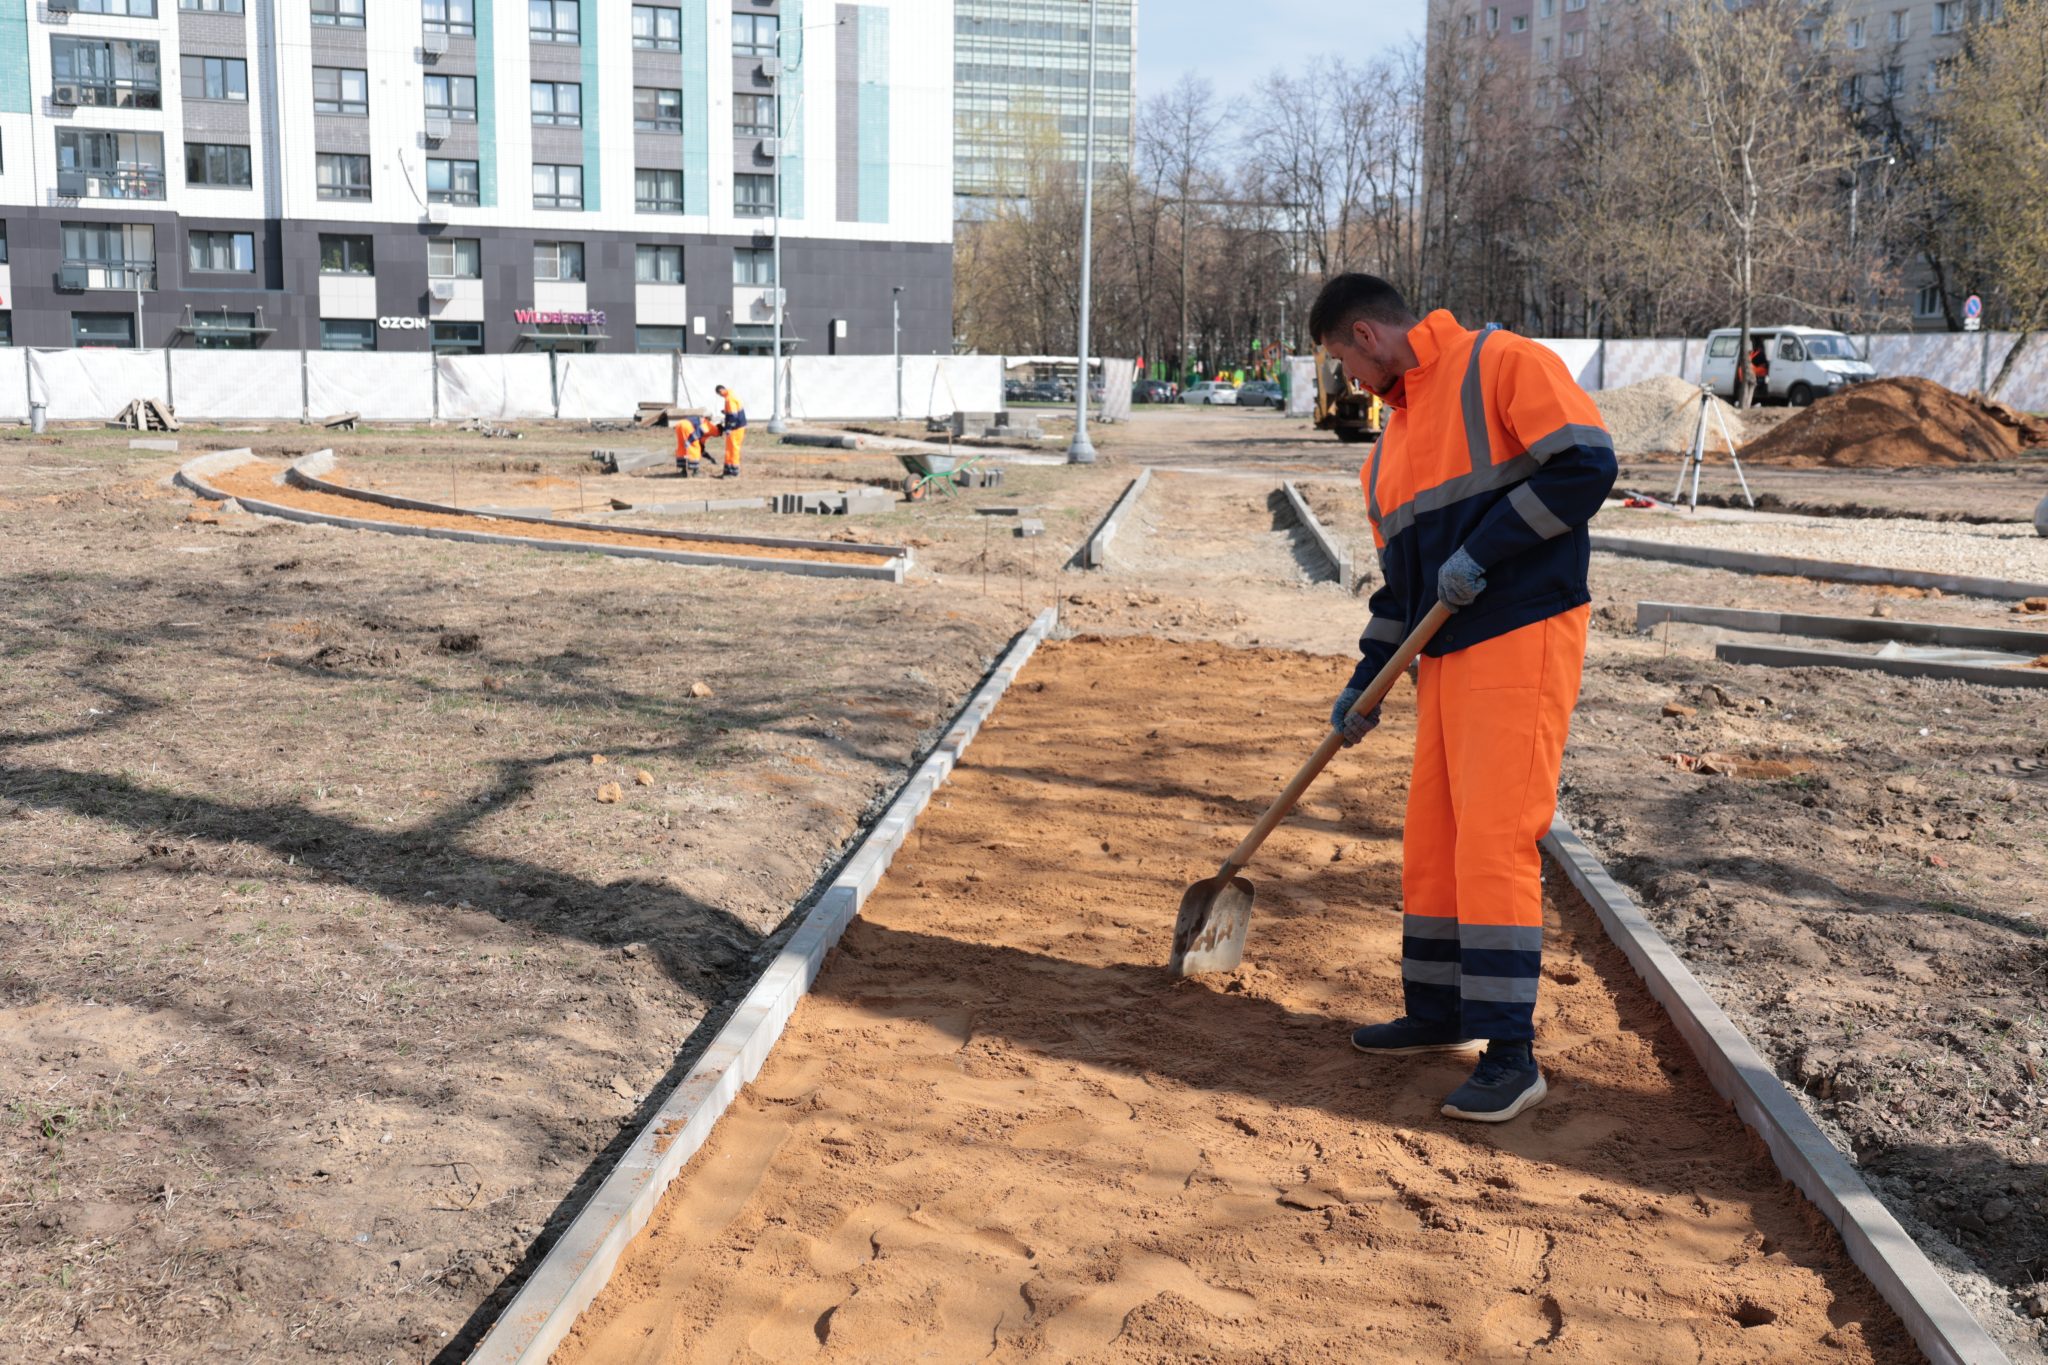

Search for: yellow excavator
xmin=1313 ymin=345 xmax=1386 ymax=444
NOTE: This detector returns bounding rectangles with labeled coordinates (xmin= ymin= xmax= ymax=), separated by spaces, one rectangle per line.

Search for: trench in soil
xmin=553 ymin=635 xmax=1909 ymax=1364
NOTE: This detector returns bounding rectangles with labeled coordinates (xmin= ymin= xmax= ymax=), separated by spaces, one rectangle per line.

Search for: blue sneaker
xmin=1440 ymin=1041 xmax=1547 ymax=1122
xmin=1350 ymin=1016 xmax=1481 ymax=1055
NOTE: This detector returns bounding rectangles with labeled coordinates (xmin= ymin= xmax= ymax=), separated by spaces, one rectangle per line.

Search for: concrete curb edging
xmin=172 ymin=452 xmax=907 ymax=583
xmin=1281 ymin=480 xmax=1352 ymax=587
xmin=1542 ymin=818 xmax=2010 ymax=1365
xmin=466 ymin=608 xmax=1061 ymax=1365
xmin=1638 ymin=601 xmax=2048 ymax=653
xmin=1715 ymin=642 xmax=2048 ymax=690
xmin=1591 ymin=533 xmax=2048 ymax=601
xmin=1078 ymin=468 xmax=1151 ymax=569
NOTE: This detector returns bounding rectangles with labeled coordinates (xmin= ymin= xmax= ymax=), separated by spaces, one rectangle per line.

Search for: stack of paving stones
xmin=773 ymin=489 xmax=897 ymax=516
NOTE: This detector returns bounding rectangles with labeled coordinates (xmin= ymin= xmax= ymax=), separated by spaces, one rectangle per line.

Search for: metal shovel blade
xmin=1169 ymin=874 xmax=1255 ymax=977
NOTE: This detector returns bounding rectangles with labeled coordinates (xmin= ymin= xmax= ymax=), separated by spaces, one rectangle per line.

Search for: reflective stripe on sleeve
xmin=1363 ymin=617 xmax=1409 ymax=645
xmin=1525 ymin=422 xmax=1615 ymax=464
xmin=1508 ymin=482 xmax=1571 ymax=540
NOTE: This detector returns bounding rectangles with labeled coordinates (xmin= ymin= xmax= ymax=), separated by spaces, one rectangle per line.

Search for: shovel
xmin=1169 ymin=601 xmax=1454 ymax=976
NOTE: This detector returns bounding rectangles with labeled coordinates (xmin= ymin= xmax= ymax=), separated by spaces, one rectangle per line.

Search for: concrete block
xmin=1014 ymin=519 xmax=1045 ymax=538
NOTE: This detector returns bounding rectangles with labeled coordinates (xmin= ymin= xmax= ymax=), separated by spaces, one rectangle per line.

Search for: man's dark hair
xmin=1308 ymin=274 xmax=1416 ymax=344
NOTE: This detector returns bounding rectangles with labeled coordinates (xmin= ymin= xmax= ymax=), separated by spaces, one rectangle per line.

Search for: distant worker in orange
xmin=714 ymin=385 xmax=747 ymax=478
xmin=1310 ymin=272 xmax=1616 ymax=1124
xmin=673 ymin=413 xmax=713 ymax=474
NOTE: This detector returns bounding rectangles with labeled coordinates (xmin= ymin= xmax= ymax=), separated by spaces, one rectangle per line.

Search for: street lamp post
xmin=1066 ymin=0 xmax=1100 ymax=465
xmin=892 ymin=285 xmax=904 ymax=421
xmin=764 ymin=16 xmax=850 ymax=435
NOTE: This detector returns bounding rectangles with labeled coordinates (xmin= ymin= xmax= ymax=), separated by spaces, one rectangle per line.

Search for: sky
xmin=1135 ymin=0 xmax=1431 ymax=106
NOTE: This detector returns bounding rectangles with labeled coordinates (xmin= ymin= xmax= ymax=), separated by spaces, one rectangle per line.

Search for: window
xmin=1538 ymin=0 xmax=1553 ymax=14
xmin=734 ymin=93 xmax=775 ymax=136
xmin=1884 ymin=64 xmax=1905 ymax=98
xmin=188 ymin=229 xmax=254 ymax=272
xmin=426 ymin=74 xmax=479 ymax=122
xmin=1510 ymin=14 xmax=1527 ymax=32
xmin=633 ymin=5 xmax=682 ymax=49
xmin=636 ymin=326 xmax=684 ymax=352
xmin=1562 ymin=29 xmax=1585 ymax=56
xmin=1915 ymin=284 xmax=1942 ymax=317
xmin=1461 ymin=14 xmax=1474 ymax=35
xmin=1485 ymin=6 xmax=1499 ymax=32
xmin=52 ymin=38 xmax=162 ymax=109
xmin=635 ymin=86 xmax=682 ymax=132
xmin=530 ymin=0 xmax=580 ymax=43
xmin=319 ymin=233 xmax=374 ymax=274
xmin=428 ymin=158 xmax=482 ymax=204
xmin=56 ymin=130 xmax=167 ymax=201
xmin=311 ymin=0 xmax=365 ymax=26
xmin=321 ymin=319 xmax=376 ymax=351
xmin=73 ymin=313 xmax=138 ymax=348
xmin=182 ymin=55 xmax=248 ymax=102
xmin=1889 ymin=9 xmax=1909 ymax=40
xmin=192 ymin=311 xmax=260 ymax=349
xmin=428 ymin=237 xmax=482 ymax=279
xmin=181 ymin=0 xmax=245 ymax=10
xmin=734 ymin=172 xmax=775 ymax=216
xmin=733 ymin=247 xmax=775 ymax=286
xmin=1706 ymin=335 xmax=1738 ymax=359
xmin=0 ymin=313 xmax=11 ymax=347
xmin=636 ymin=167 xmax=683 ymax=213
xmin=636 ymin=243 xmax=683 ymax=283
xmin=1840 ymin=73 xmax=1863 ymax=105
xmin=432 ymin=321 xmax=484 ymax=354
xmin=0 ymin=225 xmax=8 ymax=264
xmin=1933 ymin=1 xmax=1962 ymax=32
xmin=534 ymin=240 xmax=584 ymax=281
xmin=1539 ymin=35 xmax=1553 ymax=61
xmin=1846 ymin=17 xmax=1865 ymax=47
xmin=62 ymin=222 xmax=156 ymax=289
xmin=186 ymin=142 xmax=252 ymax=187
xmin=316 ymin=152 xmax=372 ymax=200
xmin=531 ymin=80 xmax=582 ymax=126
xmin=733 ymin=12 xmax=778 ymax=56
xmin=313 ymin=67 xmax=369 ymax=116
xmin=1973 ymin=0 xmax=2004 ymax=18
xmin=533 ymin=163 xmax=584 ymax=210
xmin=424 ymin=0 xmax=476 ymax=35
xmin=1563 ymin=0 xmax=1585 ymax=10
xmin=71 ymin=0 xmax=157 ymax=14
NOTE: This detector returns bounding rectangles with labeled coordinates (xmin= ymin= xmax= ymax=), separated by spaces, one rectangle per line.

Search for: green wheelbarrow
xmin=898 ymin=450 xmax=990 ymax=501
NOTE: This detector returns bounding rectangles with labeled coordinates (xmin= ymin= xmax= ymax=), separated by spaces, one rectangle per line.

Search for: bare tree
xmin=1138 ymin=75 xmax=1225 ymax=381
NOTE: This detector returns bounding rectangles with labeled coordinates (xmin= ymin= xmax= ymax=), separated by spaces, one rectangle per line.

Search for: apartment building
xmin=953 ymin=0 xmax=1135 ymax=212
xmin=0 ymin=0 xmax=952 ymax=354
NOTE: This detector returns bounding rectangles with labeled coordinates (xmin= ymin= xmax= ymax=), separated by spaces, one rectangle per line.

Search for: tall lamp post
xmin=1066 ymin=0 xmax=1100 ymax=464
xmin=768 ymin=16 xmax=846 ymax=435
xmin=892 ymin=285 xmax=904 ymax=421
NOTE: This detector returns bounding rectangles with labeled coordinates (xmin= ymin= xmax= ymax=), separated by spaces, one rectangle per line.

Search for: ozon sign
xmin=378 ymin=316 xmax=429 ymax=330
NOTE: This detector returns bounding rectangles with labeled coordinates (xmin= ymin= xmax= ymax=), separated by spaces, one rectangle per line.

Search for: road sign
xmin=1964 ymin=294 xmax=1983 ymax=319
xmin=1965 ymin=316 xmax=1981 ymax=333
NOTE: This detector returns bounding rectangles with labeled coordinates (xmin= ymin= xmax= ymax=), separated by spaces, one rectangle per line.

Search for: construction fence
xmin=0 ymin=349 xmax=1006 ymax=425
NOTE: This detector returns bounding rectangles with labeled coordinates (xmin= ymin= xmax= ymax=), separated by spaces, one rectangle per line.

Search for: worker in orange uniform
xmin=1309 ymin=274 xmax=1615 ymax=1123
xmin=714 ymin=385 xmax=747 ymax=477
xmin=673 ymin=413 xmax=714 ymax=475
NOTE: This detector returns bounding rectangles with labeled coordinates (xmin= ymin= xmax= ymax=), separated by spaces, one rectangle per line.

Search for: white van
xmin=1699 ymin=325 xmax=1876 ymax=406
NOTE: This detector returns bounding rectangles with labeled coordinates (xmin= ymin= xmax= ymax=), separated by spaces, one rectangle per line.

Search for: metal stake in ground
xmin=1672 ymin=386 xmax=1756 ymax=513
xmin=1171 ymin=602 xmax=1453 ymax=976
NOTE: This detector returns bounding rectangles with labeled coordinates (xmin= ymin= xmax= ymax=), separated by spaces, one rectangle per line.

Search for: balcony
xmin=52 ymin=81 xmax=163 ymax=111
xmin=57 ymin=164 xmax=167 ymax=201
xmin=57 ymin=259 xmax=157 ymax=291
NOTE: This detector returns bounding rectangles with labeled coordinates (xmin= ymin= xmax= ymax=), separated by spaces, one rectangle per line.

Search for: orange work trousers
xmin=1399 ymin=604 xmax=1589 ymax=1041
xmin=723 ymin=426 xmax=746 ymax=469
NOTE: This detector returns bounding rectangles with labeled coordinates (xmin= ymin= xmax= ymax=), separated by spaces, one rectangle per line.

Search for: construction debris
xmin=321 ymin=411 xmax=361 ymax=431
xmin=1744 ymin=376 xmax=2047 ymax=468
xmin=113 ymin=397 xmax=179 ymax=432
xmin=772 ymin=489 xmax=895 ymax=516
xmin=634 ymin=401 xmax=689 ymax=427
xmin=460 ymin=418 xmax=522 ymax=439
xmin=589 ymin=447 xmax=669 ymax=475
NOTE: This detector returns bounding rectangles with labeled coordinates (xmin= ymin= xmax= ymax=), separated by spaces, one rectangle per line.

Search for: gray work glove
xmin=1438 ymin=546 xmax=1487 ymax=608
xmin=1330 ymin=687 xmax=1382 ymax=748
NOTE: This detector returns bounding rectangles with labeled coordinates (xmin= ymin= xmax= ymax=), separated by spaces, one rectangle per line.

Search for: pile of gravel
xmin=1595 ymin=375 xmax=1742 ymax=457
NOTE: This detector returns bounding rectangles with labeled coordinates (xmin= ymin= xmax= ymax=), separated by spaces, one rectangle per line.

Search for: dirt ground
xmin=558 ymin=636 xmax=1908 ymax=1365
xmin=3 ymin=403 xmax=2046 ymax=1360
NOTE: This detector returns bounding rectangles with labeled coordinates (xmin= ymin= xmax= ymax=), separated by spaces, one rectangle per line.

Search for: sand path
xmin=555 ymin=636 xmax=1908 ymax=1363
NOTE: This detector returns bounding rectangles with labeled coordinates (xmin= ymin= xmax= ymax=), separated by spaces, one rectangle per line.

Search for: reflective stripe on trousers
xmin=1399 ymin=605 xmax=1589 ymax=1041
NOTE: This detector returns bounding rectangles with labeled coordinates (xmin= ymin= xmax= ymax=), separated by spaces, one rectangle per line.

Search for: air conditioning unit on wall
xmin=52 ymin=84 xmax=81 ymax=106
xmin=421 ymin=29 xmax=449 ymax=58
xmin=429 ymin=280 xmax=457 ymax=301
xmin=424 ymin=117 xmax=452 ymax=143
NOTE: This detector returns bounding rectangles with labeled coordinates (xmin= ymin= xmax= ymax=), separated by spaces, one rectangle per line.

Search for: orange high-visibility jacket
xmin=720 ymin=389 xmax=747 ymax=429
xmin=1349 ymin=310 xmax=1616 ymax=689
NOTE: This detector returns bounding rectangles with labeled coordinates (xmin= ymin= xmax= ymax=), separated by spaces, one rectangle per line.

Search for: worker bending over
xmin=715 ymin=385 xmax=747 ymax=478
xmin=674 ymin=414 xmax=714 ymax=474
xmin=1310 ymin=274 xmax=1615 ymax=1123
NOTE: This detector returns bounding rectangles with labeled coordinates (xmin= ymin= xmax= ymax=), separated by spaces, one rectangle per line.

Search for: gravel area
xmin=1598 ymin=504 xmax=2048 ymax=582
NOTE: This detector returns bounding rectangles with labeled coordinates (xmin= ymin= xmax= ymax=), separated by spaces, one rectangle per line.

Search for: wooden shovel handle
xmin=1217 ymin=600 xmax=1454 ymax=877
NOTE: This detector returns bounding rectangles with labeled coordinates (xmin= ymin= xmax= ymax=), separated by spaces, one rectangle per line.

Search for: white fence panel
xmin=556 ymin=354 xmax=674 ymax=420
xmin=1993 ymin=335 xmax=2048 ymax=411
xmin=1600 ymin=340 xmax=1687 ymax=391
xmin=0 ymin=350 xmax=28 ymax=420
xmin=676 ymin=356 xmax=775 ymax=416
xmin=1097 ymin=359 xmax=1136 ymax=423
xmin=1866 ymin=332 xmax=1988 ymax=392
xmin=1531 ymin=338 xmax=1601 ymax=388
xmin=168 ymin=350 xmax=304 ymax=420
xmin=305 ymin=352 xmax=434 ymax=422
xmin=1285 ymin=357 xmax=1317 ymax=416
xmin=897 ymin=356 xmax=1001 ymax=418
xmin=788 ymin=355 xmax=895 ymax=421
xmin=437 ymin=354 xmax=555 ymax=420
xmin=29 ymin=348 xmax=169 ymax=419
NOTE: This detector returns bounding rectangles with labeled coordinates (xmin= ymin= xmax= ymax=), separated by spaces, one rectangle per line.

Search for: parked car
xmin=1237 ymin=380 xmax=1285 ymax=409
xmin=1700 ymin=324 xmax=1875 ymax=406
xmin=1003 ymin=379 xmax=1028 ymax=403
xmin=1180 ymin=381 xmax=1239 ymax=406
xmin=1132 ymin=379 xmax=1174 ymax=404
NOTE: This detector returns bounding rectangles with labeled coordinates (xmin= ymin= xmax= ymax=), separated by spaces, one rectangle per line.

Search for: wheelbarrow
xmin=898 ymin=450 xmax=990 ymax=501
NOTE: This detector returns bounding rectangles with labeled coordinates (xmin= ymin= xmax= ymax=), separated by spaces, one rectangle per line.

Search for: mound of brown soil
xmin=1743 ymin=376 xmax=2042 ymax=468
